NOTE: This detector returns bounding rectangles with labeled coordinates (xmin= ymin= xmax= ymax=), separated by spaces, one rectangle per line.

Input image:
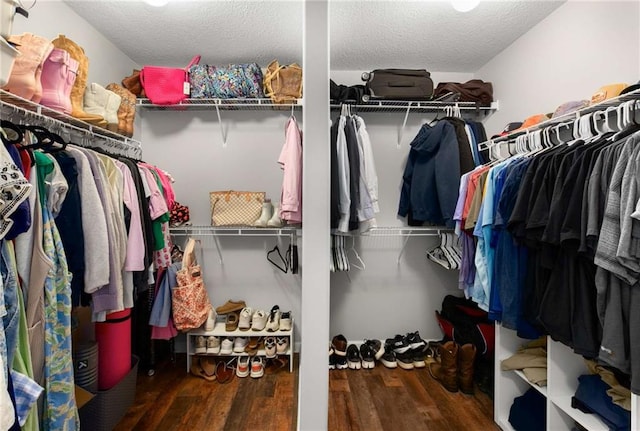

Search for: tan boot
xmin=457 ymin=343 xmax=477 ymax=394
xmin=105 ymin=83 xmax=135 ymax=137
xmin=4 ymin=33 xmax=54 ymax=102
xmin=51 ymin=34 xmax=107 ymax=127
xmin=428 ymin=341 xmax=458 ymax=393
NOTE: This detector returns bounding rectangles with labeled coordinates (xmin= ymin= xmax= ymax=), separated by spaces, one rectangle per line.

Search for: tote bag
xmin=172 ymin=237 xmax=212 ymax=331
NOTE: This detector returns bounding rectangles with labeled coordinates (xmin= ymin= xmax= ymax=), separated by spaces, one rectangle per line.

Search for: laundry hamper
xmin=78 ymin=355 xmax=139 ymax=431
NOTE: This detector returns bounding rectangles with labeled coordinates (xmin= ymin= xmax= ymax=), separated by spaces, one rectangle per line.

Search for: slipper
xmin=225 ymin=312 xmax=239 ymax=331
xmin=190 ymin=357 xmax=216 ymax=382
xmin=216 ymin=360 xmax=235 ymax=384
xmin=246 ymin=337 xmax=263 ymax=355
xmin=200 ymin=357 xmax=217 ymax=381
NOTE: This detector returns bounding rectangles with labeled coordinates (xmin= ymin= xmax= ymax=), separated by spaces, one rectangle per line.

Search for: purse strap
xmin=182 ymin=237 xmax=197 ymax=268
xmin=185 ymin=55 xmax=201 ymax=71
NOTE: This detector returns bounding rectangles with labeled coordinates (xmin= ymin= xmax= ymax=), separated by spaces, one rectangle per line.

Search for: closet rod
xmin=0 ymin=90 xmax=142 ymax=159
xmin=478 ymin=89 xmax=640 ymax=151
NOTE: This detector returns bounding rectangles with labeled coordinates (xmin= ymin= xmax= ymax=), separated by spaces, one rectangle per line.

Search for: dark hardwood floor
xmin=115 ymin=354 xmax=497 ymax=431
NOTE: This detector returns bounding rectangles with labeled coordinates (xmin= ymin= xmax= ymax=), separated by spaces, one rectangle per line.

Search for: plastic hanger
xmin=0 ymin=120 xmax=24 ymax=145
xmin=347 ymin=236 xmax=365 ymax=270
xmin=267 ymin=244 xmax=288 ymax=274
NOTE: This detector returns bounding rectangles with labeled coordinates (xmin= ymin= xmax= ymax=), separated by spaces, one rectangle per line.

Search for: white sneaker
xmin=264 ymin=336 xmax=277 ymax=358
xmin=238 ymin=307 xmax=254 ymax=331
xmin=276 ymin=336 xmax=289 ymax=354
xmin=206 ymin=336 xmax=220 ymax=354
xmin=266 ymin=305 xmax=281 ymax=332
xmin=250 ymin=356 xmax=264 ymax=378
xmin=195 ymin=335 xmax=206 ymax=354
xmin=236 ymin=356 xmax=250 ymax=378
xmin=279 ymin=311 xmax=292 ymax=331
xmin=233 ymin=337 xmax=249 ymax=353
xmin=251 ymin=310 xmax=268 ymax=331
xmin=220 ymin=337 xmax=234 ymax=354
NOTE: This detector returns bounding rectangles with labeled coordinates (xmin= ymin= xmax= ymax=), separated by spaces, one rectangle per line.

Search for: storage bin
xmin=78 ymin=355 xmax=139 ymax=431
xmin=0 ymin=36 xmax=19 ymax=87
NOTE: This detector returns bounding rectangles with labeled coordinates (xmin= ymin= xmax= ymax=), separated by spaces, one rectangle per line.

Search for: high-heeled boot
xmin=4 ymin=33 xmax=54 ymax=102
xmin=40 ymin=48 xmax=78 ymax=114
xmin=51 ymin=34 xmax=107 ymax=127
xmin=428 ymin=341 xmax=459 ymax=393
xmin=254 ymin=200 xmax=273 ymax=227
xmin=106 ymin=83 xmax=136 ymax=137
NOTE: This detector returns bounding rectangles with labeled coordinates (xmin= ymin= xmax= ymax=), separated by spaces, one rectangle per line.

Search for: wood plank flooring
xmin=114 ymin=354 xmax=498 ymax=431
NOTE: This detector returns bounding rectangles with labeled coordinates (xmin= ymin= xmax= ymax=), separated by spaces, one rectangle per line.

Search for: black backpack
xmin=435 ymin=295 xmax=495 ymax=356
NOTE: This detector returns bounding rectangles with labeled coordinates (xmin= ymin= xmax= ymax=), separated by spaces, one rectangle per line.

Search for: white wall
xmin=11 ymin=0 xmax=139 ymax=86
xmin=140 ymin=110 xmax=303 ymax=347
xmin=477 ymin=0 xmax=640 ymax=137
xmin=328 ymin=70 xmax=475 ymax=344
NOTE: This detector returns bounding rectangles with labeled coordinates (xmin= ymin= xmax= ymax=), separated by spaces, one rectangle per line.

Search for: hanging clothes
xmin=278 ymin=116 xmax=302 ymax=224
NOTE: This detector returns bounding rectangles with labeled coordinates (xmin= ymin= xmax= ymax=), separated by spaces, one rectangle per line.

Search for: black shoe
xmin=380 ymin=345 xmax=397 ymax=369
xmin=405 ymin=331 xmax=426 ymax=350
xmin=360 ymin=343 xmax=376 ymax=369
xmin=364 ymin=339 xmax=384 ymax=360
xmin=331 ymin=334 xmax=348 ymax=357
xmin=396 ymin=350 xmax=415 ymax=370
xmin=411 ymin=347 xmax=427 ymax=368
xmin=386 ymin=334 xmax=411 ymax=354
xmin=347 ymin=344 xmax=361 ymax=370
xmin=329 ymin=353 xmax=336 ymax=370
xmin=335 ymin=354 xmax=348 ymax=370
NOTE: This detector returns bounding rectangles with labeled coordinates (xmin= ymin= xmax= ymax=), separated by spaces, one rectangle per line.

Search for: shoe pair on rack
xmin=384 ymin=332 xmax=430 ymax=370
xmin=254 ymin=199 xmax=283 ymax=228
xmin=236 ymin=356 xmax=265 ymax=378
xmin=218 ymin=336 xmax=248 ymax=354
xmin=428 ymin=341 xmax=477 ymax=394
xmin=195 ymin=335 xmax=220 ymax=354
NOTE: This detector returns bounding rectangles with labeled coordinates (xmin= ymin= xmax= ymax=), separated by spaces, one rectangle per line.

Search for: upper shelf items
xmin=1 ymin=89 xmax=142 ymax=159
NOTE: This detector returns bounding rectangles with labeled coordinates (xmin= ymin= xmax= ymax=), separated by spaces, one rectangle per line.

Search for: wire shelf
xmin=137 ymin=97 xmax=303 ymax=111
xmin=330 ymin=99 xmax=498 ymax=115
xmin=169 ymin=225 xmax=300 ymax=237
xmin=1 ymin=90 xmax=142 ymax=159
xmin=334 ymin=226 xmax=451 ymax=237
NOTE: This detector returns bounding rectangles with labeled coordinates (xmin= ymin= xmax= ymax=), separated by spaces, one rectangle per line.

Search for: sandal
xmin=216 ymin=359 xmax=235 ymax=384
xmin=190 ymin=357 xmax=216 ymax=382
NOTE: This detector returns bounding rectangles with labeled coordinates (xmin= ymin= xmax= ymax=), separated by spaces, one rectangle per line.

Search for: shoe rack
xmin=185 ymin=319 xmax=294 ymax=374
xmin=494 ymin=323 xmax=639 ymax=430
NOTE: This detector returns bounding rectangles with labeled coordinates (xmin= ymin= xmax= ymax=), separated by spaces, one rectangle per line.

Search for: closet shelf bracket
xmin=398 ymin=102 xmax=412 ymax=148
xmin=214 ymin=104 xmax=228 ymax=147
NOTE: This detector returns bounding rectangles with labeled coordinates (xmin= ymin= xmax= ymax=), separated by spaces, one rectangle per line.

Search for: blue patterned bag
xmin=189 ymin=63 xmax=264 ymax=98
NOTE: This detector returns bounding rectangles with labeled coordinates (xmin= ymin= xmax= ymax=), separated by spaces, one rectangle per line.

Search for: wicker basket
xmin=78 ymin=355 xmax=139 ymax=431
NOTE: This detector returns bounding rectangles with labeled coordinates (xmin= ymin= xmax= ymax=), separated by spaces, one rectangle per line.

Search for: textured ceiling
xmin=64 ymin=0 xmax=564 ymax=72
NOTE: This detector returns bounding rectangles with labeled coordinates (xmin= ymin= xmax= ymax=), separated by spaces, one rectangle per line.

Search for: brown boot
xmin=428 ymin=341 xmax=458 ymax=393
xmin=51 ymin=34 xmax=107 ymax=127
xmin=121 ymin=69 xmax=145 ymax=97
xmin=105 ymin=83 xmax=135 ymax=137
xmin=457 ymin=343 xmax=477 ymax=394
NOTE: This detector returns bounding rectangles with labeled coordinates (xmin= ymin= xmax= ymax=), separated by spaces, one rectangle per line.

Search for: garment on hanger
xmin=279 ymin=116 xmax=302 ymax=224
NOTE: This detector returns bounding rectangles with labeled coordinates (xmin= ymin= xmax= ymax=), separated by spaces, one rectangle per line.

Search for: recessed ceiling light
xmin=144 ymin=0 xmax=170 ymax=7
xmin=451 ymin=0 xmax=480 ymax=13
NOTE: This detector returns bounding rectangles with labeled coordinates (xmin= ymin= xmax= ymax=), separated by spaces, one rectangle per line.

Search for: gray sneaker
xmin=206 ymin=336 xmax=220 ymax=354
xmin=195 ymin=335 xmax=206 ymax=354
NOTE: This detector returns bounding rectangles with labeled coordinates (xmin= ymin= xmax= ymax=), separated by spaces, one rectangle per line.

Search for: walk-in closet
xmin=0 ymin=1 xmax=639 ymax=430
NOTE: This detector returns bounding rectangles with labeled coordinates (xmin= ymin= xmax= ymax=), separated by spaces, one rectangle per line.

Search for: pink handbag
xmin=140 ymin=55 xmax=200 ymax=105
